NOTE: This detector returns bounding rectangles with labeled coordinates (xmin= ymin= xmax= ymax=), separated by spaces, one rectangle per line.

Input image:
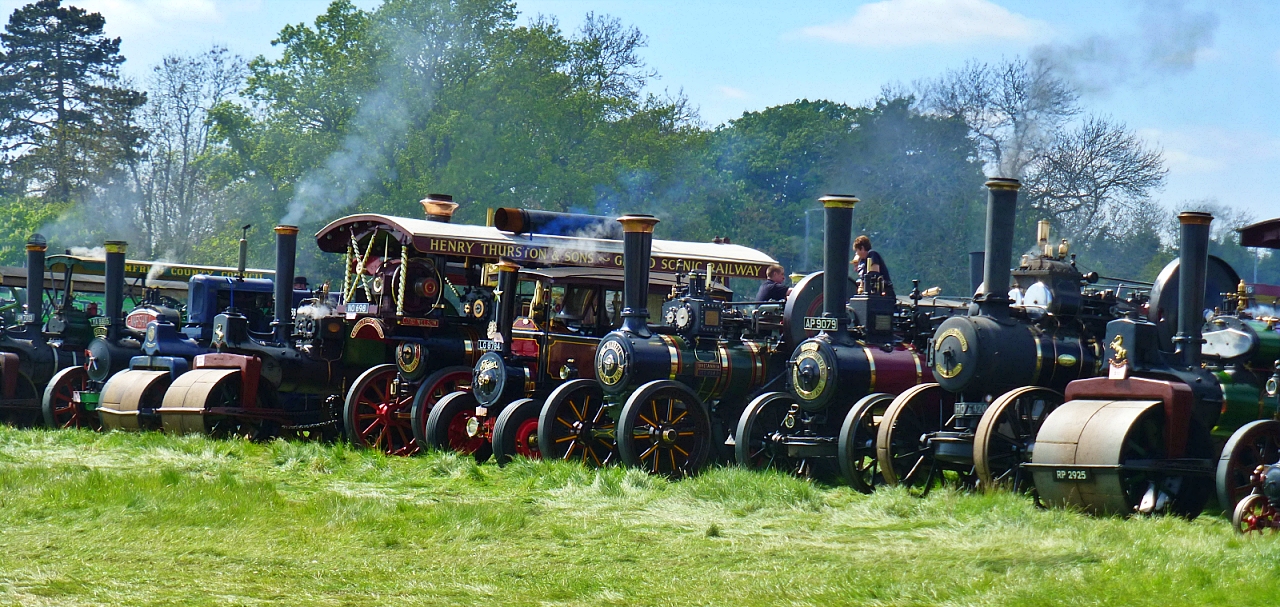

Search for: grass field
xmin=1 ymin=427 xmax=1279 ymax=606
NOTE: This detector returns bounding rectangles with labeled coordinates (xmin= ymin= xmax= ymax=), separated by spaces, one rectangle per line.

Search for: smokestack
xmin=818 ymin=195 xmax=858 ymax=339
xmin=617 ymin=214 xmax=659 ymax=336
xmin=978 ymin=178 xmax=1020 ymax=318
xmin=273 ymin=225 xmax=298 ymax=343
xmin=104 ymin=240 xmax=126 ymax=341
xmin=25 ymin=234 xmax=46 ymax=343
xmin=968 ymin=251 xmax=985 ymax=296
xmin=495 ymin=260 xmax=520 ymax=355
xmin=421 ymin=194 xmax=458 ymax=223
xmin=1174 ymin=211 xmax=1213 ymax=367
xmin=493 ymin=208 xmax=623 ymax=239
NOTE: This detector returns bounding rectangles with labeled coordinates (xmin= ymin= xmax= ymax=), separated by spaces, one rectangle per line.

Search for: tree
xmin=0 ymin=0 xmax=145 ymax=201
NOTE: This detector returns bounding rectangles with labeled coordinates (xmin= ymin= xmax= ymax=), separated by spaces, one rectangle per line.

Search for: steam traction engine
xmin=876 ymin=178 xmax=1145 ymax=494
xmin=537 ymin=215 xmax=792 ymax=476
xmin=734 ymin=195 xmax=963 ymax=491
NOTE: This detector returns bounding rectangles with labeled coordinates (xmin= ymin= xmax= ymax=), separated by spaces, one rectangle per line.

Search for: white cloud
xmin=76 ymin=0 xmax=232 ymax=39
xmin=800 ymin=0 xmax=1047 ymax=47
xmin=1139 ymin=126 xmax=1280 ymax=175
xmin=717 ymin=86 xmax=749 ymax=100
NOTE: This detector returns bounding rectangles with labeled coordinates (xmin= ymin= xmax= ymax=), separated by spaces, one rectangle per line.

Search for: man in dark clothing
xmin=756 ymin=264 xmax=788 ymax=301
xmin=852 ymin=235 xmax=894 ymax=298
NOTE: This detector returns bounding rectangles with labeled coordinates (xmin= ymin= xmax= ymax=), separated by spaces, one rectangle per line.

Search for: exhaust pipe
xmin=1175 ymin=211 xmax=1213 ymax=367
xmin=25 ymin=234 xmax=46 ymax=343
xmin=104 ymin=241 xmax=126 ymax=341
xmin=494 ymin=208 xmax=623 ymax=239
xmin=978 ymin=178 xmax=1020 ymax=318
xmin=818 ymin=195 xmax=858 ymax=337
xmin=273 ymin=225 xmax=298 ymax=343
xmin=421 ymin=194 xmax=458 ymax=223
xmin=495 ymin=260 xmax=520 ymax=355
xmin=617 ymin=215 xmax=659 ymax=336
xmin=969 ymin=251 xmax=985 ymax=296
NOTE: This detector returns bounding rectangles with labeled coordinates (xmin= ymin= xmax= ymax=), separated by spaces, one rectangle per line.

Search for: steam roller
xmin=1028 ymin=211 xmax=1224 ymax=516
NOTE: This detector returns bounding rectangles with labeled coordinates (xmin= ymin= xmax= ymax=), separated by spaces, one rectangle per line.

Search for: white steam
xmin=295 ymin=303 xmax=335 ymax=320
xmin=69 ymin=246 xmax=106 ymax=258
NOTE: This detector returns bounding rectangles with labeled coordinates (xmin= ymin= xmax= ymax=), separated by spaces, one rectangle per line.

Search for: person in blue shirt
xmin=755 ymin=264 xmax=788 ymax=301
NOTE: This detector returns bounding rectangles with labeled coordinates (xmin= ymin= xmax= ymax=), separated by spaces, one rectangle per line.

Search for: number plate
xmin=803 ymin=317 xmax=838 ymax=331
xmin=1053 ymin=468 xmax=1091 ymax=481
xmin=478 ymin=339 xmax=502 ymax=351
xmin=89 ymin=317 xmax=111 ymax=327
xmin=17 ymin=313 xmax=35 ymax=324
xmin=345 ymin=302 xmax=369 ymax=314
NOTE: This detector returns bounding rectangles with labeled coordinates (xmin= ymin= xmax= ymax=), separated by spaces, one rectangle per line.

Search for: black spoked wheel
xmin=973 ymin=386 xmax=1063 ymax=493
xmin=876 ymin=383 xmax=942 ymax=496
xmin=617 ymin=380 xmax=712 ymax=477
xmin=1119 ymin=414 xmax=1215 ymax=519
xmin=1217 ymin=420 xmax=1280 ymax=514
xmin=538 ymin=379 xmax=613 ymax=467
xmin=838 ymin=393 xmax=893 ymax=493
xmin=491 ymin=398 xmax=542 ymax=466
xmin=734 ymin=392 xmax=833 ymax=478
xmin=205 ymin=378 xmax=278 ymax=441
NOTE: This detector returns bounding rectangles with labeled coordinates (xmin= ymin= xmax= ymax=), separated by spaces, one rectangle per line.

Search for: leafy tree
xmin=0 ymin=0 xmax=145 ymax=201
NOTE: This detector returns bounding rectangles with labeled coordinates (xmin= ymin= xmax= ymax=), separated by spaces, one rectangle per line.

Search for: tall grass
xmin=0 ymin=426 xmax=1277 ymax=606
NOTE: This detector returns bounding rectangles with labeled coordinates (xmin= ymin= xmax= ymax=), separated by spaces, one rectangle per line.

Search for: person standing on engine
xmin=756 ymin=264 xmax=789 ymax=301
xmin=852 ymin=235 xmax=894 ymax=298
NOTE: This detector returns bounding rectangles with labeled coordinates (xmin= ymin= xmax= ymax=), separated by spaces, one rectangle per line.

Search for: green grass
xmin=1 ymin=428 xmax=1278 ymax=606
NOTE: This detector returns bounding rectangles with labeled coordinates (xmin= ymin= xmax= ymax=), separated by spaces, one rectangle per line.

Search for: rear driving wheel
xmin=344 ymin=364 xmax=415 ymax=455
xmin=1217 ymin=420 xmax=1280 ymax=513
xmin=42 ymin=366 xmax=97 ymax=430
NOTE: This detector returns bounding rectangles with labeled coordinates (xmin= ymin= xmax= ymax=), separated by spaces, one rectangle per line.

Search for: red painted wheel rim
xmin=352 ymin=369 xmax=416 ymax=456
xmin=50 ymin=370 xmax=93 ymax=429
xmin=513 ymin=417 xmax=540 ymax=459
xmin=445 ymin=408 xmax=488 ymax=454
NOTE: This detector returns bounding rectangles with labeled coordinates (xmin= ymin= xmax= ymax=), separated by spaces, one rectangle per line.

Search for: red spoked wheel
xmin=409 ymin=366 xmax=474 ymax=451
xmin=344 ymin=364 xmax=416 ymax=456
xmin=537 ymin=379 xmax=613 ymax=467
xmin=424 ymin=391 xmax=492 ymax=461
xmin=42 ymin=366 xmax=99 ymax=430
xmin=1233 ymin=493 xmax=1280 ymax=534
xmin=491 ymin=398 xmax=542 ymax=465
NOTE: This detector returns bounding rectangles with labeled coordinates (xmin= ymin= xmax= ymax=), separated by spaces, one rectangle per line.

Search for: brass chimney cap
xmin=496 ymin=260 xmax=521 ymax=271
xmin=818 ymin=194 xmax=859 ymax=209
xmin=617 ymin=214 xmax=659 ymax=234
xmin=422 ymin=194 xmax=459 ymax=221
xmin=105 ymin=240 xmax=128 ymax=254
xmin=985 ymin=177 xmax=1021 ymax=190
xmin=274 ymin=225 xmax=300 ymax=236
xmin=25 ymin=234 xmax=47 ymax=252
xmin=1178 ymin=211 xmax=1214 ymax=226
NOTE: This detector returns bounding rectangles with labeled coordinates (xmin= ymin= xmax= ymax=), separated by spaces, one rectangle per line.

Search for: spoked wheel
xmin=877 ymin=383 xmax=943 ymax=496
xmin=160 ymin=369 xmax=277 ymax=440
xmin=1233 ymin=493 xmax=1280 ymax=534
xmin=1217 ymin=420 xmax=1280 ymax=513
xmin=424 ymin=391 xmax=493 ymax=462
xmin=734 ymin=392 xmax=832 ymax=478
xmin=537 ymin=379 xmax=613 ymax=467
xmin=617 ymin=380 xmax=713 ymax=477
xmin=344 ymin=364 xmax=416 ymax=456
xmin=409 ymin=366 xmax=474 ymax=451
xmin=973 ymin=387 xmax=1063 ymax=493
xmin=1120 ymin=416 xmax=1215 ymax=518
xmin=492 ymin=398 xmax=542 ymax=466
xmin=838 ymin=393 xmax=894 ymax=493
xmin=42 ymin=366 xmax=98 ymax=430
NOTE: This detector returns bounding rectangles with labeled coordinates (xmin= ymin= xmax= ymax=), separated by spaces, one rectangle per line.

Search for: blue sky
xmin=3 ymin=0 xmax=1276 ymax=220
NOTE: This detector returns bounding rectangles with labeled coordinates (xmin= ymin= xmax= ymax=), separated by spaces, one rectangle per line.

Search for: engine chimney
xmin=618 ymin=214 xmax=659 ymax=336
xmin=818 ymin=195 xmax=858 ymax=339
xmin=495 ymin=260 xmax=521 ymax=355
xmin=25 ymin=234 xmax=46 ymax=342
xmin=968 ymin=251 xmax=985 ymax=297
xmin=104 ymin=241 xmax=126 ymax=341
xmin=422 ymin=194 xmax=458 ymax=223
xmin=977 ymin=178 xmax=1020 ymax=318
xmin=1174 ymin=211 xmax=1213 ymax=367
xmin=273 ymin=225 xmax=299 ymax=343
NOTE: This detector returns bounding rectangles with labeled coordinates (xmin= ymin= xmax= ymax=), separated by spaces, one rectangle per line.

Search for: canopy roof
xmin=1239 ymin=218 xmax=1280 ymax=250
xmin=315 ymin=214 xmax=777 ymax=279
xmin=45 ymin=254 xmax=274 ymax=282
